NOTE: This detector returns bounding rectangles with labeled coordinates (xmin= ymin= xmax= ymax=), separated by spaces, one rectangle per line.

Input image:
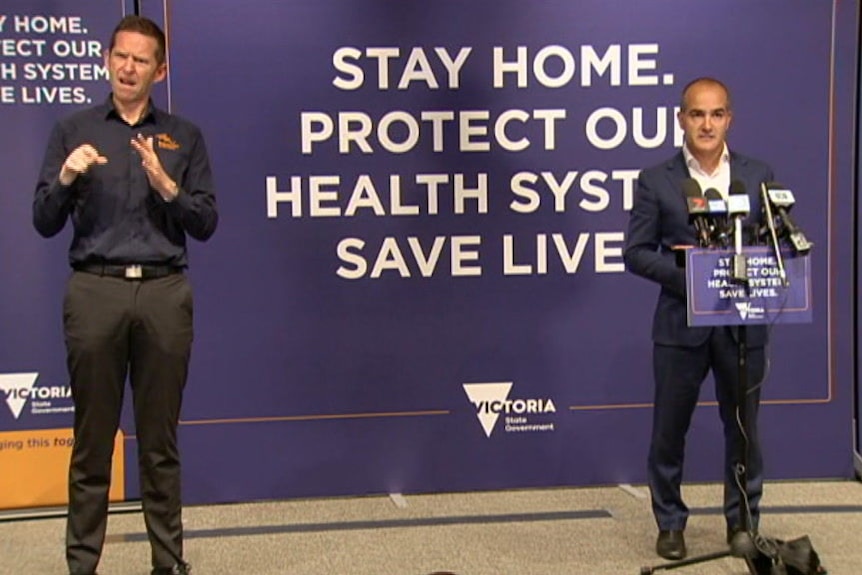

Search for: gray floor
xmin=1 ymin=480 xmax=860 ymax=574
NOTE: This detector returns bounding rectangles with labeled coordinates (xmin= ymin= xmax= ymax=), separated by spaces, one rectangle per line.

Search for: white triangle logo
xmin=0 ymin=372 xmax=39 ymax=419
xmin=735 ymin=302 xmax=749 ymax=320
xmin=462 ymin=382 xmax=513 ymax=438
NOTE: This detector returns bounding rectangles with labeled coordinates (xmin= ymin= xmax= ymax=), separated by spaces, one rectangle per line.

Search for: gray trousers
xmin=63 ymin=271 xmax=193 ymax=575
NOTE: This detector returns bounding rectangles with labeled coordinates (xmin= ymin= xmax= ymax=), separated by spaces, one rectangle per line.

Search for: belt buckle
xmin=124 ymin=265 xmax=143 ymax=279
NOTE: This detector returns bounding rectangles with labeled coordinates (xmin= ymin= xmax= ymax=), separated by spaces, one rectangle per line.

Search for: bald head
xmin=680 ymin=77 xmax=732 ymax=112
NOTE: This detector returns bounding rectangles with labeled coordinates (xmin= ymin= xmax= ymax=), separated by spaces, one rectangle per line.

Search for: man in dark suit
xmin=624 ymin=77 xmax=773 ymax=561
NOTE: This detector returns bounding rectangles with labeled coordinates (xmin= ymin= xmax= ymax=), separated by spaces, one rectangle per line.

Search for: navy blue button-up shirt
xmin=33 ymin=97 xmax=218 ymax=268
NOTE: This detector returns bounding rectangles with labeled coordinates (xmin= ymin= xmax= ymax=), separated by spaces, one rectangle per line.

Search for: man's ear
xmin=154 ymin=62 xmax=168 ymax=84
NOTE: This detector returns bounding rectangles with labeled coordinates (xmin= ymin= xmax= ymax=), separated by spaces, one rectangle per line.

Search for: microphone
xmin=682 ymin=178 xmax=711 ymax=247
xmin=764 ymin=183 xmax=813 ymax=255
xmin=728 ymin=180 xmax=751 ymax=218
xmin=704 ymin=188 xmax=729 ymax=247
xmin=728 ymin=180 xmax=750 ymax=284
xmin=760 ymin=182 xmax=788 ymax=286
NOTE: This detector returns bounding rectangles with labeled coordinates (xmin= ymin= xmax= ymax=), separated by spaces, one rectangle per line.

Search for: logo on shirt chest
xmin=156 ymin=133 xmax=180 ymax=151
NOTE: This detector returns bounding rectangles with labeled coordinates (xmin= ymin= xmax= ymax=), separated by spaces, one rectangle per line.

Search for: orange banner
xmin=0 ymin=428 xmax=124 ymax=510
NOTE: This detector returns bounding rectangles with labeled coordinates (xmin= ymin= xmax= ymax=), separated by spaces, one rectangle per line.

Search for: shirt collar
xmin=682 ymin=143 xmax=730 ymax=174
xmin=102 ymin=95 xmax=157 ymax=126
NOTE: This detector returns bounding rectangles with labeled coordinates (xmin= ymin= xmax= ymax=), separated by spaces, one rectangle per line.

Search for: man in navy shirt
xmin=33 ymin=15 xmax=217 ymax=575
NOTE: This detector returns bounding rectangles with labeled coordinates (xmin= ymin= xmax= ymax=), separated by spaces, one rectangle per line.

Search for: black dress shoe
xmin=727 ymin=526 xmax=760 ymax=558
xmin=151 ymin=563 xmax=191 ymax=575
xmin=727 ymin=525 xmax=742 ymax=545
xmin=656 ymin=529 xmax=687 ymax=560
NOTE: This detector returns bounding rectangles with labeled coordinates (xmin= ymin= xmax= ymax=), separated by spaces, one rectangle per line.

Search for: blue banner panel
xmin=0 ymin=0 xmax=127 ymax=509
xmin=5 ymin=0 xmax=856 ymax=507
xmin=686 ymin=248 xmax=812 ymax=326
xmin=153 ymin=0 xmax=855 ymax=505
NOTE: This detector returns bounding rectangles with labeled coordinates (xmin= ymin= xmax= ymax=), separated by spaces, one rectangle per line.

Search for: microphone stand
xmin=639 ymin=213 xmax=772 ymax=575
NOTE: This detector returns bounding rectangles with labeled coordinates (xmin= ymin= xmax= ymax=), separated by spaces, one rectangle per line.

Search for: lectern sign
xmin=686 ymin=247 xmax=813 ymax=326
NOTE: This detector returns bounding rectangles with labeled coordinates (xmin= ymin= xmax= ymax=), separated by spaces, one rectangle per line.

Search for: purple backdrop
xmin=0 ymin=1 xmax=128 ymax=431
xmin=1 ymin=0 xmax=857 ymax=508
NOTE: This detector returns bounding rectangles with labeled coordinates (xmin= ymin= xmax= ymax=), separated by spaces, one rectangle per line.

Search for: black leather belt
xmin=74 ymin=263 xmax=183 ymax=280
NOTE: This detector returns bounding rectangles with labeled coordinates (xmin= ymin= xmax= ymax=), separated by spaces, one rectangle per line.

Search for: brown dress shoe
xmin=656 ymin=529 xmax=687 ymax=560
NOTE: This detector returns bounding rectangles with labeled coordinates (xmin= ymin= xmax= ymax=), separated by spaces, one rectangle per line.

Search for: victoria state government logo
xmin=735 ymin=301 xmax=765 ymax=321
xmin=462 ymin=382 xmax=556 ymax=438
xmin=0 ymin=372 xmax=73 ymax=420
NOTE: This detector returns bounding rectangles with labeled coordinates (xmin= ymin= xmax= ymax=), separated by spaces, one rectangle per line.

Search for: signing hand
xmin=130 ymin=133 xmax=179 ymax=201
xmin=59 ymin=144 xmax=107 ymax=186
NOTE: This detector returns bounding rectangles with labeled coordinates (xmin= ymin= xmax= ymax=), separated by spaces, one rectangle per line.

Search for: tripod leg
xmin=638 ymin=549 xmax=732 ymax=574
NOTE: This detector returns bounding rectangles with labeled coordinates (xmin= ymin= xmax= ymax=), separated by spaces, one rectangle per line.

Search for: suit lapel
xmin=729 ymin=151 xmax=753 ymax=190
xmin=664 ymin=152 xmax=690 ymax=211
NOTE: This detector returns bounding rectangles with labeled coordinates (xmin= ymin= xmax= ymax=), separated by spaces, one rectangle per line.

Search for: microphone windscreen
xmin=704 ymin=188 xmax=727 ymax=214
xmin=682 ymin=179 xmax=708 ymax=216
xmin=682 ymin=178 xmax=703 ymax=199
xmin=767 ymin=188 xmax=796 ymax=206
xmin=727 ymin=180 xmax=750 ymax=215
xmin=727 ymin=194 xmax=751 ymax=215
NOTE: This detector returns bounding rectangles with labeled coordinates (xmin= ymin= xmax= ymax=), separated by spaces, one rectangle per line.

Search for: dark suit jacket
xmin=624 ymin=151 xmax=774 ymax=348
